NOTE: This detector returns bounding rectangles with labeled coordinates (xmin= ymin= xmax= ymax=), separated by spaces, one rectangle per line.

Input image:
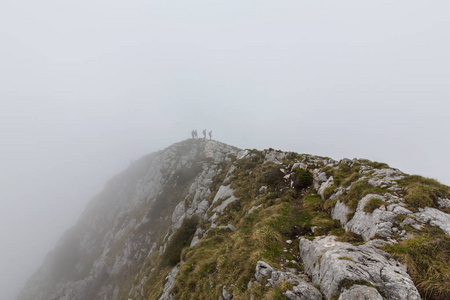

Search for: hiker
xmin=203 ymin=129 xmax=206 ymax=139
xmin=191 ymin=130 xmax=195 ymax=138
xmin=208 ymin=130 xmax=212 ymax=140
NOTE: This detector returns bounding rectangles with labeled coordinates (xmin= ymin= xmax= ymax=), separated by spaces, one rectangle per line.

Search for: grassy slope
xmin=129 ymin=150 xmax=450 ymax=300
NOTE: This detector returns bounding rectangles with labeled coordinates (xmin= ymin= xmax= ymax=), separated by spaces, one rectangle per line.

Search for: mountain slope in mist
xmin=18 ymin=140 xmax=450 ymax=300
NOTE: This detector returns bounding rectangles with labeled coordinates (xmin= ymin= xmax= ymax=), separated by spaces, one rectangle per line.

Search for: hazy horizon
xmin=1 ymin=1 xmax=450 ymax=299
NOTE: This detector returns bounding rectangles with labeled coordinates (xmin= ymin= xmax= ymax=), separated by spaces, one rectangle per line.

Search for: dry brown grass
xmin=384 ymin=230 xmax=450 ymax=300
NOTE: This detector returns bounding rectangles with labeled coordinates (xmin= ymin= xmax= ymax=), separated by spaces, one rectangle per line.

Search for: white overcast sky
xmin=1 ymin=1 xmax=449 ymax=298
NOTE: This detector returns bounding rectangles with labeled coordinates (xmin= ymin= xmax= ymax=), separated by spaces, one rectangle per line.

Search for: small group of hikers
xmin=191 ymin=129 xmax=212 ymax=140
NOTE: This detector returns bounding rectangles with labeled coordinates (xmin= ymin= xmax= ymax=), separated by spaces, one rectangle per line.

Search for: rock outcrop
xmin=254 ymin=261 xmax=322 ymax=300
xmin=299 ymin=236 xmax=420 ymax=300
xmin=17 ymin=140 xmax=450 ymax=300
xmin=18 ymin=140 xmax=238 ymax=300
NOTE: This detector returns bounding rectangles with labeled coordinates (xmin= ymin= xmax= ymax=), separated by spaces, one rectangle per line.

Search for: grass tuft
xmin=384 ymin=231 xmax=450 ymax=300
xmin=363 ymin=198 xmax=386 ymax=213
xmin=399 ymin=175 xmax=450 ymax=211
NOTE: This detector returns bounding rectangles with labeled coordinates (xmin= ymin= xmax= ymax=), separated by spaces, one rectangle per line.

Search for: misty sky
xmin=1 ymin=1 xmax=449 ymax=299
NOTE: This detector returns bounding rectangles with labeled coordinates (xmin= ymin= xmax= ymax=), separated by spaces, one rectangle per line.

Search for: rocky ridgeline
xmin=18 ymin=141 xmax=450 ymax=300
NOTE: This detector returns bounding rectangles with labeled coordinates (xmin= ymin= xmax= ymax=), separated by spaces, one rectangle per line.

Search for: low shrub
xmin=294 ymin=168 xmax=313 ymax=190
xmin=260 ymin=164 xmax=285 ymax=188
xmin=162 ymin=217 xmax=199 ymax=267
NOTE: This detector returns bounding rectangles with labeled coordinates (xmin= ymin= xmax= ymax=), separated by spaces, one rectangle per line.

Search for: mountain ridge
xmin=18 ymin=139 xmax=450 ymax=300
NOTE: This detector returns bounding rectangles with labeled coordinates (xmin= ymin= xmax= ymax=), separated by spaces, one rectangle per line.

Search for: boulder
xmin=212 ymin=195 xmax=239 ymax=214
xmin=332 ymin=200 xmax=352 ymax=226
xmin=212 ymin=185 xmax=235 ymax=204
xmin=317 ymin=172 xmax=328 ymax=182
xmin=318 ymin=177 xmax=334 ymax=199
xmin=413 ymin=207 xmax=450 ymax=234
xmin=338 ymin=285 xmax=383 ymax=300
xmin=367 ymin=168 xmax=404 ymax=188
xmin=299 ymin=236 xmax=420 ymax=300
xmin=284 ymin=282 xmax=322 ymax=300
xmin=344 ymin=194 xmax=396 ymax=240
xmin=222 ymin=286 xmax=233 ymax=300
xmin=254 ymin=261 xmax=321 ymax=300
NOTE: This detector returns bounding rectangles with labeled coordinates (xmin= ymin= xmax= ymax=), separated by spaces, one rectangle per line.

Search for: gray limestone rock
xmin=400 ymin=217 xmax=416 ymax=227
xmin=223 ymin=165 xmax=237 ymax=184
xmin=248 ymin=204 xmax=262 ymax=214
xmin=345 ymin=194 xmax=396 ymax=240
xmin=264 ymin=150 xmax=286 ymax=164
xmin=159 ymin=266 xmax=179 ymax=300
xmin=332 ymin=200 xmax=352 ymax=226
xmin=171 ymin=202 xmax=186 ymax=231
xmin=212 ymin=195 xmax=239 ymax=214
xmin=387 ymin=204 xmax=413 ymax=215
xmin=318 ymin=172 xmax=328 ymax=182
xmin=213 ymin=185 xmax=235 ymax=204
xmin=299 ymin=236 xmax=420 ymax=300
xmin=318 ymin=176 xmax=334 ymax=199
xmin=437 ymin=197 xmax=450 ymax=209
xmin=255 ymin=261 xmax=301 ymax=286
xmin=338 ymin=285 xmax=383 ymax=300
xmin=284 ymin=282 xmax=322 ymax=300
xmin=413 ymin=207 xmax=450 ymax=234
xmin=292 ymin=162 xmax=307 ymax=171
xmin=367 ymin=168 xmax=404 ymax=188
xmin=222 ymin=286 xmax=233 ymax=300
xmin=218 ymin=224 xmax=236 ymax=231
xmin=190 ymin=228 xmax=206 ymax=247
xmin=255 ymin=261 xmax=321 ymax=299
xmin=237 ymin=149 xmax=250 ymax=160
xmin=209 ymin=212 xmax=218 ymax=223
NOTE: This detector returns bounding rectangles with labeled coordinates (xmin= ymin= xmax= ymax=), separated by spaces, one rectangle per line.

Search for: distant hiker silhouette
xmin=209 ymin=131 xmax=212 ymax=140
xmin=191 ymin=130 xmax=195 ymax=138
xmin=203 ymin=129 xmax=206 ymax=139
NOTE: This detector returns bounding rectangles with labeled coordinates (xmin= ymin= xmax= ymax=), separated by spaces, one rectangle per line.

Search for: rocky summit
xmin=17 ymin=139 xmax=450 ymax=300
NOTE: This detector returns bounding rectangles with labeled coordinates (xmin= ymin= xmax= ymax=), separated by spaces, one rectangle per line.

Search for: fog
xmin=1 ymin=1 xmax=449 ymax=298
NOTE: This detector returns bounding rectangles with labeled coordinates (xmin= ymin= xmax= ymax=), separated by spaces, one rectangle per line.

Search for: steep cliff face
xmin=18 ymin=140 xmax=450 ymax=300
